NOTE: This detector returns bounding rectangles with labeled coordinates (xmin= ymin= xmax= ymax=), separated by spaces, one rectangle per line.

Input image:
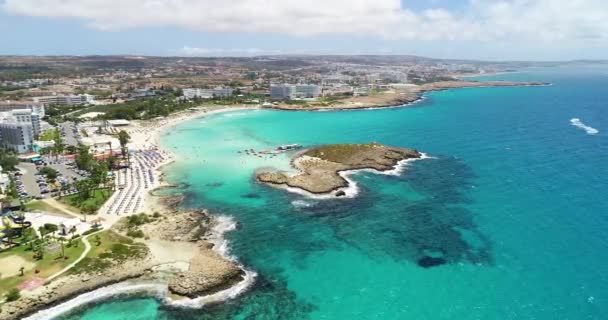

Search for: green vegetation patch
xmin=70 ymin=231 xmax=148 ymax=274
xmin=0 ymin=237 xmax=86 ymax=295
xmin=62 ymin=188 xmax=113 ymax=213
xmin=304 ymin=143 xmax=383 ymax=163
xmin=38 ymin=130 xmax=60 ymax=142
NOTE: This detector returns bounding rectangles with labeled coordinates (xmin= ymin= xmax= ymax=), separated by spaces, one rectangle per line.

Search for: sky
xmin=1 ymin=0 xmax=607 ymax=61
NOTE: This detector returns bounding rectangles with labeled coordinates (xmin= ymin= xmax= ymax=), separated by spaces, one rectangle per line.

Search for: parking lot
xmin=14 ymin=161 xmax=89 ymax=200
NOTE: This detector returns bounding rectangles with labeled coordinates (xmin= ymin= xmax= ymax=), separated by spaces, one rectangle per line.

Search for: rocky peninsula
xmin=271 ymin=80 xmax=549 ymax=111
xmin=257 ymin=143 xmax=422 ymax=196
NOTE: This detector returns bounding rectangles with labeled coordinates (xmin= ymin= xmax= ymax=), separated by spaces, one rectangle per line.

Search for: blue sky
xmin=1 ymin=0 xmax=607 ymax=61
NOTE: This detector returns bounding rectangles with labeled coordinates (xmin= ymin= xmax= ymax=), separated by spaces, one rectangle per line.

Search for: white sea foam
xmin=291 ymin=199 xmax=316 ymax=209
xmin=207 ymin=215 xmax=238 ymax=258
xmin=24 ymin=282 xmax=167 ymax=320
xmin=223 ymin=112 xmax=247 ymax=118
xmin=570 ymin=118 xmax=599 ymax=135
xmin=282 ymin=152 xmax=431 ymax=200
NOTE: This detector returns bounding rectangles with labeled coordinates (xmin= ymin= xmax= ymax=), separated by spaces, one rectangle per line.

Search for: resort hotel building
xmin=182 ymin=87 xmax=234 ymax=99
xmin=32 ymin=94 xmax=96 ymax=106
xmin=270 ymin=84 xmax=322 ymax=100
xmin=0 ymin=101 xmax=46 ymax=153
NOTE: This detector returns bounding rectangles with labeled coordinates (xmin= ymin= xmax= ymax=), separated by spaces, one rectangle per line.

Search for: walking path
xmin=45 ymin=229 xmax=103 ymax=282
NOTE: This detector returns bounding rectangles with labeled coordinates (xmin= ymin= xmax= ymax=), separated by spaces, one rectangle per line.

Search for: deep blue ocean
xmin=60 ymin=65 xmax=608 ymax=319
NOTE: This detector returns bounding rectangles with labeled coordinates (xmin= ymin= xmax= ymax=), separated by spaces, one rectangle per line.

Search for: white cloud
xmin=3 ymin=0 xmax=608 ymax=42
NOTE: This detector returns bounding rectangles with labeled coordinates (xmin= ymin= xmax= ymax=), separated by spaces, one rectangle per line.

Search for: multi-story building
xmin=0 ymin=107 xmax=41 ymax=152
xmin=32 ymin=94 xmax=95 ymax=106
xmin=182 ymin=87 xmax=234 ymax=99
xmin=0 ymin=118 xmax=34 ymax=153
xmin=270 ymin=84 xmax=322 ymax=100
xmin=294 ymin=85 xmax=322 ymax=99
xmin=270 ymin=85 xmax=294 ymax=100
xmin=0 ymin=101 xmax=45 ymax=117
xmin=9 ymin=109 xmax=41 ymax=137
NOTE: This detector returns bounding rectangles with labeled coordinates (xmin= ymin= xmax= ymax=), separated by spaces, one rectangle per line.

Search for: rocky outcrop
xmin=168 ymin=248 xmax=244 ymax=298
xmin=257 ymin=143 xmax=422 ymax=195
xmin=144 ymin=210 xmax=213 ymax=242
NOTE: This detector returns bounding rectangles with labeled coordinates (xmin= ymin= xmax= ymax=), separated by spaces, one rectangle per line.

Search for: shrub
xmin=5 ymin=288 xmax=21 ymax=302
xmin=127 ymin=213 xmax=150 ymax=227
xmin=126 ymin=229 xmax=145 ymax=238
xmin=82 ymin=226 xmax=101 ymax=236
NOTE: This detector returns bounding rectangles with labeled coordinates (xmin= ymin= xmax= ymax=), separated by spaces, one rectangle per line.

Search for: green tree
xmin=52 ymin=128 xmax=65 ymax=160
xmin=74 ymin=179 xmax=94 ymax=202
xmin=117 ymin=130 xmax=130 ymax=159
xmin=39 ymin=166 xmax=59 ymax=182
xmin=0 ymin=150 xmax=19 ymax=171
xmin=43 ymin=223 xmax=58 ymax=238
xmin=81 ymin=201 xmax=97 ymax=221
xmin=75 ymin=144 xmax=94 ymax=171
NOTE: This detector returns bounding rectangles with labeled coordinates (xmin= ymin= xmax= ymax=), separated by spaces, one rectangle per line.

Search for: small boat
xmin=277 ymin=144 xmax=301 ymax=151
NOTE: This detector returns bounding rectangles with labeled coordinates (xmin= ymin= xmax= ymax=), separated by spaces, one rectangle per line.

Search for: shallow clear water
xmin=62 ymin=66 xmax=608 ymax=319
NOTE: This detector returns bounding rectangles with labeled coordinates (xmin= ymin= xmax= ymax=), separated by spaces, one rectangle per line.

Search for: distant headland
xmin=270 ymin=80 xmax=550 ymax=111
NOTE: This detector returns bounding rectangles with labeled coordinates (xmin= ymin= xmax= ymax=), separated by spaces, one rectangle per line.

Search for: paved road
xmin=59 ymin=121 xmax=80 ymax=146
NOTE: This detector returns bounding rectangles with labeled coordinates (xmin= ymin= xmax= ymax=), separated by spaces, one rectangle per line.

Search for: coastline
xmin=2 ymin=79 xmax=547 ymax=319
xmin=0 ymin=105 xmax=260 ymax=320
xmin=268 ymin=80 xmax=549 ymax=111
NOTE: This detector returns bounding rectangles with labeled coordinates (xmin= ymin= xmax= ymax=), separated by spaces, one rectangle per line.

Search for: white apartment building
xmin=270 ymin=84 xmax=322 ymax=100
xmin=0 ymin=108 xmax=40 ymax=152
xmin=0 ymin=119 xmax=34 ymax=153
xmin=183 ymin=87 xmax=234 ymax=100
xmin=0 ymin=101 xmax=45 ymax=117
xmin=33 ymin=94 xmax=96 ymax=106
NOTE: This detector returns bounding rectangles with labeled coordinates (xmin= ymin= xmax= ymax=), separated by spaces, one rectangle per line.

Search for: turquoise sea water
xmin=62 ymin=66 xmax=608 ymax=319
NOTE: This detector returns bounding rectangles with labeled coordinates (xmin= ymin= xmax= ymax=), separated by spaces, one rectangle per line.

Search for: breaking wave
xmin=570 ymin=118 xmax=599 ymax=135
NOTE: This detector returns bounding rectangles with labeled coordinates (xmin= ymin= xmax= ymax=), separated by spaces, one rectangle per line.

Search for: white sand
xmin=0 ymin=256 xmax=36 ymax=278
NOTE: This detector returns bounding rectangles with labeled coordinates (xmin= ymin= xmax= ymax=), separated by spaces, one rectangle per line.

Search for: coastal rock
xmin=257 ymin=143 xmax=422 ymax=195
xmin=168 ymin=249 xmax=244 ymax=298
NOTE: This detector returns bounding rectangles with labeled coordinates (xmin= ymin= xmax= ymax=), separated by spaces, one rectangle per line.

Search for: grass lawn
xmin=38 ymin=130 xmax=59 ymax=142
xmin=62 ymin=188 xmax=113 ymax=213
xmin=70 ymin=230 xmax=148 ymax=275
xmin=0 ymin=237 xmax=85 ymax=296
xmin=25 ymin=200 xmax=73 ymax=217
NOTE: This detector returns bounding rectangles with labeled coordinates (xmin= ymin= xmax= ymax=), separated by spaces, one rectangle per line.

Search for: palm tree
xmin=58 ymin=237 xmax=65 ymax=258
xmin=52 ymin=128 xmax=65 ymax=161
xmin=117 ymin=130 xmax=130 ymax=159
